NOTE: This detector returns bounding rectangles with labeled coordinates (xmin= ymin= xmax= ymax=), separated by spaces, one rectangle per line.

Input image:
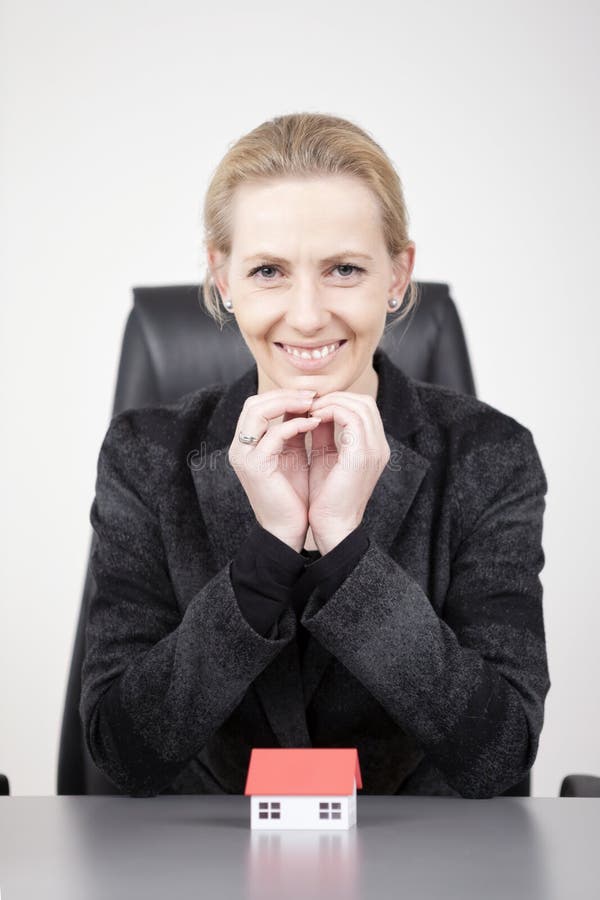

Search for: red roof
xmin=244 ymin=748 xmax=362 ymax=796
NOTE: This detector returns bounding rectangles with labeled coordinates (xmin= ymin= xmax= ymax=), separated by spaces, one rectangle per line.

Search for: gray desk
xmin=0 ymin=796 xmax=597 ymax=899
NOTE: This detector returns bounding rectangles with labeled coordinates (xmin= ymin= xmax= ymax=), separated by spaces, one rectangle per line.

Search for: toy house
xmin=244 ymin=747 xmax=362 ymax=830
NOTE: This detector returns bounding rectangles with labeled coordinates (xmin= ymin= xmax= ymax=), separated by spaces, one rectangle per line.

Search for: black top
xmin=230 ymin=522 xmax=371 ymax=657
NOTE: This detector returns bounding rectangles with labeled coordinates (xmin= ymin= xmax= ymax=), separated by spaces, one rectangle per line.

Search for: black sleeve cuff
xmin=291 ymin=523 xmax=370 ymax=615
xmin=248 ymin=522 xmax=308 ymax=573
xmin=230 ymin=522 xmax=306 ymax=636
xmin=231 ymin=521 xmax=370 ymax=636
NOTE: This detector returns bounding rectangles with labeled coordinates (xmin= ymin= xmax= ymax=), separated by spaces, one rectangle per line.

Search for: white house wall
xmin=251 ymin=794 xmax=355 ymax=830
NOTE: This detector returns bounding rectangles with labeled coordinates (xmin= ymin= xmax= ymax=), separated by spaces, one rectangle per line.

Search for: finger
xmin=308 ymin=404 xmax=366 ymax=456
xmin=256 ymin=416 xmax=322 ymax=460
xmin=244 ymin=389 xmax=317 ymax=412
xmin=310 ymin=390 xmax=376 ymax=406
xmin=310 ymin=391 xmax=379 ymax=431
xmin=282 ymin=408 xmax=314 ymax=452
xmin=306 ymin=418 xmax=338 ymax=470
xmin=310 ymin=394 xmax=383 ymax=450
xmin=234 ymin=394 xmax=316 ymax=458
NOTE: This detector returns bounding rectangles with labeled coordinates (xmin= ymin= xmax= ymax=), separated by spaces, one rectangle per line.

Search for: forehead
xmin=229 ymin=175 xmax=384 ymax=252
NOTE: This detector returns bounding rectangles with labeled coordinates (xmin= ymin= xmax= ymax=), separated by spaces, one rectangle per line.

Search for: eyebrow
xmin=243 ymin=250 xmax=374 ymax=264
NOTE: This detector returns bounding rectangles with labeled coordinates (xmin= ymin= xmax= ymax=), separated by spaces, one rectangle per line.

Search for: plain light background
xmin=1 ymin=0 xmax=598 ymax=797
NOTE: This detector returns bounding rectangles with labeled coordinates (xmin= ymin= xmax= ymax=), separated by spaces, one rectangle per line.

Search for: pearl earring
xmin=388 ymin=297 xmax=399 ymax=310
xmin=223 ymin=298 xmax=234 ymax=311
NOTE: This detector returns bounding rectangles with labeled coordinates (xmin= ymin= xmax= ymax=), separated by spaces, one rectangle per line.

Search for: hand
xmin=228 ymin=389 xmax=322 ymax=551
xmin=306 ymin=392 xmax=391 ymax=554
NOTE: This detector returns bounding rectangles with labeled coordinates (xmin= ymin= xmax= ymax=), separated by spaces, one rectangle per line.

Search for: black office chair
xmin=560 ymin=775 xmax=600 ymax=797
xmin=58 ymin=280 xmax=545 ymax=798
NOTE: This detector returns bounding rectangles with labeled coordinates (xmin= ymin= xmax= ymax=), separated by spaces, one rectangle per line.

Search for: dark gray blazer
xmin=80 ymin=346 xmax=550 ymax=799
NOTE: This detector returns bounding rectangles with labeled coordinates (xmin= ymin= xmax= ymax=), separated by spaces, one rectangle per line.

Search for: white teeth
xmin=282 ymin=341 xmax=341 ymax=359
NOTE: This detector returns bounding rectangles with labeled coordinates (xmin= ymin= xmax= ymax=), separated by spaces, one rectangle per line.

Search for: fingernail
xmin=299 ymin=389 xmax=317 ymax=396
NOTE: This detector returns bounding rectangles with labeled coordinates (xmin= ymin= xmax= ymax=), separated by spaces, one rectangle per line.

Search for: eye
xmin=334 ymin=264 xmax=365 ymax=277
xmin=248 ymin=264 xmax=281 ymax=280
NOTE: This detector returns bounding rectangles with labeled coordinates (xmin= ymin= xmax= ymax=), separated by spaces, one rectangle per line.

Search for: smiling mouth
xmin=275 ymin=339 xmax=347 ymax=359
xmin=273 ymin=339 xmax=348 ymax=371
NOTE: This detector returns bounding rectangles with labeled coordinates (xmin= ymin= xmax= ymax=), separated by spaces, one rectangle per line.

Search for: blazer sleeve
xmin=298 ymin=424 xmax=551 ymax=799
xmin=231 ymin=522 xmax=370 ymax=638
xmin=79 ymin=411 xmax=298 ymax=798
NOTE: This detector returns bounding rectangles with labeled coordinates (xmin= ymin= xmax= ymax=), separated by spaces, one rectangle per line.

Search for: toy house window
xmin=258 ymin=801 xmax=280 ymax=819
xmin=319 ymin=802 xmax=342 ymax=820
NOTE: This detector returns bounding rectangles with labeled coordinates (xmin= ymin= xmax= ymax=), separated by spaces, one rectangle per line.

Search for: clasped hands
xmin=229 ymin=388 xmax=391 ymax=554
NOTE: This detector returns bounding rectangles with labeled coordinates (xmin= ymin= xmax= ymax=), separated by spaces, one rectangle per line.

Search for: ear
xmin=389 ymin=242 xmax=416 ymax=299
xmin=206 ymin=245 xmax=230 ymax=300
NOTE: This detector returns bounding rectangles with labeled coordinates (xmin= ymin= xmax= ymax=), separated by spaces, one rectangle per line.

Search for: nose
xmin=283 ymin=283 xmax=332 ymax=335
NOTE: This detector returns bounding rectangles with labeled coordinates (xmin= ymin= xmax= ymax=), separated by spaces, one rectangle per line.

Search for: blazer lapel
xmin=190 ymin=347 xmax=431 ymax=746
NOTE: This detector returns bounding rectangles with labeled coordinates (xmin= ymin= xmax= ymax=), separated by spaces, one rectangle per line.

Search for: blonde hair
xmin=201 ymin=112 xmax=419 ymax=331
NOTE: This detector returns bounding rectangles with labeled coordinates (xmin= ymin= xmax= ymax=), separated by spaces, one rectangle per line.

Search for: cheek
xmin=235 ymin=310 xmax=278 ymax=340
xmin=349 ymin=307 xmax=385 ymax=334
xmin=344 ymin=291 xmax=385 ymax=325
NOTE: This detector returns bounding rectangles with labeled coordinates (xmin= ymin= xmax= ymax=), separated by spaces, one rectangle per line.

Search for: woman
xmin=80 ymin=112 xmax=550 ymax=800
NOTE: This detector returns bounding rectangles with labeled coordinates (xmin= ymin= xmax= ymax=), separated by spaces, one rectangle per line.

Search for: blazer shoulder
xmin=412 ymin=376 xmax=547 ymax=496
xmin=95 ymin=383 xmax=227 ymax=505
xmin=411 ymin=379 xmax=547 ymax=538
xmin=412 ymin=376 xmax=537 ymax=449
xmin=109 ymin=382 xmax=226 ymax=452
